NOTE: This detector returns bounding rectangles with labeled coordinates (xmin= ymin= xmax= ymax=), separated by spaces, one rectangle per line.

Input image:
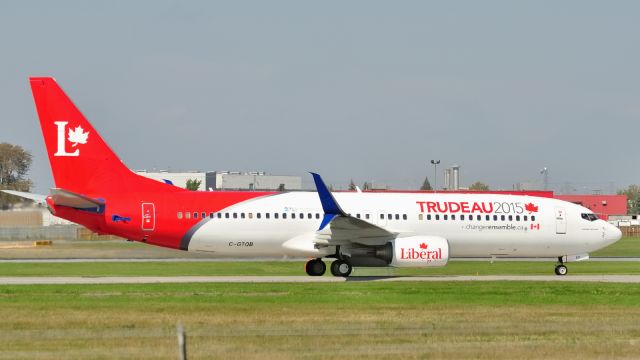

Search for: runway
xmin=1 ymin=275 xmax=640 ymax=285
xmin=0 ymin=257 xmax=639 ymax=263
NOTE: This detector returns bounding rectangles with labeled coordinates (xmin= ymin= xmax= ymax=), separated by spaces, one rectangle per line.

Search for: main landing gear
xmin=554 ymin=256 xmax=568 ymax=276
xmin=304 ymin=258 xmax=353 ymax=277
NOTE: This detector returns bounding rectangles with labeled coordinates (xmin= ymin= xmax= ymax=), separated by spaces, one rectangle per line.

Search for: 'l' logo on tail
xmin=54 ymin=121 xmax=89 ymax=157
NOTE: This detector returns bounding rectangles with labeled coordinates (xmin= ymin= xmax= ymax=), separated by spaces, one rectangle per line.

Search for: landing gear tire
xmin=305 ymin=258 xmax=326 ymax=276
xmin=330 ymin=260 xmax=353 ymax=277
xmin=554 ymin=264 xmax=568 ymax=276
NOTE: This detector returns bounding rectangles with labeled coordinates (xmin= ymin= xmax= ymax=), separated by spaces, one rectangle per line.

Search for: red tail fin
xmin=30 ymin=77 xmax=137 ymax=195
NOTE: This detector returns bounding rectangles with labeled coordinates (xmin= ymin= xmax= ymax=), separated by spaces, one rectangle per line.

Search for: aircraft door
xmin=555 ymin=207 xmax=567 ymax=234
xmin=142 ymin=203 xmax=156 ymax=232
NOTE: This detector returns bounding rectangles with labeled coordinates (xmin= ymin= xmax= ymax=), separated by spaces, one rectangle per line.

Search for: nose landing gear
xmin=554 ymin=256 xmax=568 ymax=276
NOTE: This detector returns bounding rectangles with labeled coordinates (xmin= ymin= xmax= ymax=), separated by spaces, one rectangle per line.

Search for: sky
xmin=1 ymin=1 xmax=639 ymax=194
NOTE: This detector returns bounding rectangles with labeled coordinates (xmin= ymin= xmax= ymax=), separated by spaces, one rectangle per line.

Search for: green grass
xmin=0 ymin=259 xmax=637 ymax=277
xmin=0 ymin=282 xmax=639 ymax=359
xmin=0 ymin=259 xmax=638 ymax=277
xmin=591 ymin=236 xmax=640 ymax=257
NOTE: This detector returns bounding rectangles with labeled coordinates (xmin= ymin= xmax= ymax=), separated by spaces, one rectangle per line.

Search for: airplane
xmin=3 ymin=77 xmax=622 ymax=277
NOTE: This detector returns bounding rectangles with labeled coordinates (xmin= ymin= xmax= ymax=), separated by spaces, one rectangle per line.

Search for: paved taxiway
xmin=1 ymin=275 xmax=640 ymax=285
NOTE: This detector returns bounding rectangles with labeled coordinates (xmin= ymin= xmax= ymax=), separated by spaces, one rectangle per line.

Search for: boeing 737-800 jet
xmin=3 ymin=77 xmax=622 ymax=277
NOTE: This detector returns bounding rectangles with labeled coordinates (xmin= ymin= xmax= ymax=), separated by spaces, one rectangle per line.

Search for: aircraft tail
xmin=30 ymin=77 xmax=147 ymax=195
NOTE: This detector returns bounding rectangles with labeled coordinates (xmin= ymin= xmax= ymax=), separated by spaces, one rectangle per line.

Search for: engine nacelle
xmin=389 ymin=236 xmax=449 ymax=268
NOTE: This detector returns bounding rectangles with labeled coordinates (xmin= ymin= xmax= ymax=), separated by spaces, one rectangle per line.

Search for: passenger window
xmin=477 ymin=215 xmax=481 ymax=221
xmin=451 ymin=214 xmax=456 ymax=220
xmin=435 ymin=214 xmax=440 ymax=220
xmin=461 ymin=215 xmax=465 ymax=220
xmin=292 ymin=213 xmax=296 ymax=219
xmin=257 ymin=213 xmax=261 ymax=219
xmin=202 ymin=212 xmax=206 ymax=219
xmin=177 ymin=212 xmax=183 ymax=219
xmin=443 ymin=214 xmax=448 ymax=220
xmin=403 ymin=214 xmax=407 ymax=220
xmin=316 ymin=213 xmax=320 ymax=219
xmin=194 ymin=212 xmax=198 ymax=219
xmin=493 ymin=215 xmax=498 ymax=221
xmin=301 ymin=214 xmax=306 ymax=220
xmin=217 ymin=213 xmax=222 ymax=218
xmin=225 ymin=213 xmax=229 ymax=219
xmin=419 ymin=214 xmax=423 ymax=221
xmin=486 ymin=215 xmax=490 ymax=221
xmin=186 ymin=212 xmax=191 ymax=219
xmin=427 ymin=214 xmax=432 ymax=220
xmin=282 ymin=213 xmax=287 ymax=219
xmin=388 ymin=214 xmax=393 ymax=220
xmin=508 ymin=215 xmax=513 ymax=221
xmin=274 ymin=213 xmax=279 ymax=219
xmin=209 ymin=213 xmax=214 ymax=218
xmin=380 ymin=214 xmax=384 ymax=220
xmin=531 ymin=216 xmax=536 ymax=221
xmin=308 ymin=213 xmax=312 ymax=219
xmin=241 ymin=213 xmax=246 ymax=219
xmin=469 ymin=215 xmax=472 ymax=221
xmin=395 ymin=214 xmax=399 ymax=220
xmin=266 ymin=213 xmax=270 ymax=219
xmin=356 ymin=214 xmax=361 ymax=219
xmin=516 ymin=215 xmax=520 ymax=221
xmin=249 ymin=213 xmax=253 ymax=219
xmin=524 ymin=215 xmax=528 ymax=221
xmin=501 ymin=215 xmax=505 ymax=221
xmin=365 ymin=214 xmax=370 ymax=220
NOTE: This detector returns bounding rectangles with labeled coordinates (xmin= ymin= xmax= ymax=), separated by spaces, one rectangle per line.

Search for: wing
xmin=311 ymin=173 xmax=397 ymax=247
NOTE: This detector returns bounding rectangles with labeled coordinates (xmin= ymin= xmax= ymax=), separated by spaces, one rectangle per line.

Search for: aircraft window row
xmin=417 ymin=213 xmax=536 ymax=222
xmin=581 ymin=213 xmax=599 ymax=221
xmin=176 ymin=212 xmax=323 ymax=220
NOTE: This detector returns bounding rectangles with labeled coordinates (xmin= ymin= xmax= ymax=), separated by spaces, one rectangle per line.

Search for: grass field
xmin=0 ymin=259 xmax=639 ymax=277
xmin=0 ymin=236 xmax=638 ymax=359
xmin=0 ymin=281 xmax=639 ymax=359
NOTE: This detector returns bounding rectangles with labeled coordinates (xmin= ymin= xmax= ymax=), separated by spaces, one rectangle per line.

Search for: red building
xmin=554 ymin=195 xmax=627 ymax=220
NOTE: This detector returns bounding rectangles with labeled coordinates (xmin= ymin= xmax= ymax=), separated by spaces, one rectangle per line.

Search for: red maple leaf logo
xmin=524 ymin=203 xmax=539 ymax=213
xmin=419 ymin=243 xmax=428 ymax=249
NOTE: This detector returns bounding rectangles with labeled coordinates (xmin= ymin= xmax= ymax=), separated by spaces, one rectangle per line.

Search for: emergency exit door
xmin=555 ymin=207 xmax=567 ymax=234
xmin=142 ymin=203 xmax=155 ymax=231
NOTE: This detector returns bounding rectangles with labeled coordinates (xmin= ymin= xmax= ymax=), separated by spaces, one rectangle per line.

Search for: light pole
xmin=430 ymin=160 xmax=440 ymax=191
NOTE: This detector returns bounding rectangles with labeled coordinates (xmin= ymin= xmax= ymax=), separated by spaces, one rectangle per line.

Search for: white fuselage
xmin=185 ymin=192 xmax=621 ymax=259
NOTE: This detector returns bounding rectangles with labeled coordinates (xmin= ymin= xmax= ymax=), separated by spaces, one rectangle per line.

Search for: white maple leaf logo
xmin=67 ymin=126 xmax=89 ymax=147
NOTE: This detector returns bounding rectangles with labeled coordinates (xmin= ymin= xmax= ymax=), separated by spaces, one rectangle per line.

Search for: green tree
xmin=469 ymin=181 xmax=490 ymax=191
xmin=420 ymin=176 xmax=432 ymax=191
xmin=0 ymin=143 xmax=33 ymax=209
xmin=617 ymin=184 xmax=640 ymax=214
xmin=185 ymin=178 xmax=201 ymax=191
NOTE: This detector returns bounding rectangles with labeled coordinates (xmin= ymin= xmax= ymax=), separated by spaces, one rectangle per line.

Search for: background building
xmin=136 ymin=170 xmax=302 ymax=191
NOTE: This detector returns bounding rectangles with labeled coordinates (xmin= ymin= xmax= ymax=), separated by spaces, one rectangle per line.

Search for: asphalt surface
xmin=1 ymin=275 xmax=640 ymax=285
xmin=0 ymin=257 xmax=639 ymax=263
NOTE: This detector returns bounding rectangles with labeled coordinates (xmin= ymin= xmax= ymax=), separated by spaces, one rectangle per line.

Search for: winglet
xmin=311 ymin=172 xmax=346 ymax=230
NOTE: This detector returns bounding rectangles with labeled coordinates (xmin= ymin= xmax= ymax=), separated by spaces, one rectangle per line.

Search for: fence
xmin=0 ymin=225 xmax=124 ymax=241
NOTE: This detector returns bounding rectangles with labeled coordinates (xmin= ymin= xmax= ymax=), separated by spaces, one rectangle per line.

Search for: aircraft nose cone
xmin=605 ymin=223 xmax=622 ymax=244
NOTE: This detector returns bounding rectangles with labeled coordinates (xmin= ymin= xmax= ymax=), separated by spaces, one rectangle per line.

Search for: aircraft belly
xmin=186 ymin=220 xmax=307 ymax=257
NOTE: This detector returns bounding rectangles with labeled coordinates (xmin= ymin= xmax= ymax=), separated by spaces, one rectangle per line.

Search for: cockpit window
xmin=581 ymin=213 xmax=599 ymax=222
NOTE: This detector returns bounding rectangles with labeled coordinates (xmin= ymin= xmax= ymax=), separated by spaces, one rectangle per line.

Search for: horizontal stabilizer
xmin=50 ymin=188 xmax=105 ymax=211
xmin=1 ymin=190 xmax=47 ymax=204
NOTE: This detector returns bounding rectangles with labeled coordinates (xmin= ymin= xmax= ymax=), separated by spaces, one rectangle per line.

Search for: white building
xmin=136 ymin=170 xmax=302 ymax=191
